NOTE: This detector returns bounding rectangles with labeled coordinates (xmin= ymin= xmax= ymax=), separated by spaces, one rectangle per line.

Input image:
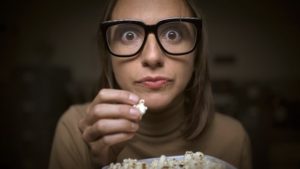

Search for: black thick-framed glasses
xmin=101 ymin=17 xmax=202 ymax=57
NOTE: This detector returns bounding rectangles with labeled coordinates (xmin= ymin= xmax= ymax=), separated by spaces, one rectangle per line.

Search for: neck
xmin=138 ymin=96 xmax=186 ymax=136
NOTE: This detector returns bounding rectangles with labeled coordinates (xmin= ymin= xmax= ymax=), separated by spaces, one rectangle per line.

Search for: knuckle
xmin=101 ymin=136 xmax=112 ymax=147
xmin=87 ymin=104 xmax=95 ymax=115
xmin=82 ymin=129 xmax=91 ymax=143
xmin=97 ymin=89 xmax=107 ymax=99
xmin=118 ymin=105 xmax=130 ymax=116
xmin=120 ymin=91 xmax=131 ymax=100
xmin=92 ymin=104 xmax=103 ymax=115
xmin=95 ymin=120 xmax=106 ymax=133
xmin=125 ymin=121 xmax=132 ymax=129
xmin=78 ymin=119 xmax=85 ymax=132
xmin=120 ymin=120 xmax=133 ymax=131
xmin=88 ymin=104 xmax=102 ymax=119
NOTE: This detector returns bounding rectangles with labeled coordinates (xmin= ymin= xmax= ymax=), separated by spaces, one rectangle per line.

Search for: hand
xmin=78 ymin=89 xmax=142 ymax=166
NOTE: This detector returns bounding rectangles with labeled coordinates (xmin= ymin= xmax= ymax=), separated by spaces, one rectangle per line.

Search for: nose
xmin=140 ymin=34 xmax=164 ymax=69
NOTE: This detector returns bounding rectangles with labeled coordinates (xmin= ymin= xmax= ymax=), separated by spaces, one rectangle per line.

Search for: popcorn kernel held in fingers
xmin=133 ymin=99 xmax=148 ymax=115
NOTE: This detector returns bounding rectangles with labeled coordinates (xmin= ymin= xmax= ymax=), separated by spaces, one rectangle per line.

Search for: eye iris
xmin=167 ymin=31 xmax=177 ymax=40
xmin=125 ymin=32 xmax=135 ymax=40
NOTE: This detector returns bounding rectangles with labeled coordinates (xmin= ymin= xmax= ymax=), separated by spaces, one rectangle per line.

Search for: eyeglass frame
xmin=100 ymin=17 xmax=202 ymax=57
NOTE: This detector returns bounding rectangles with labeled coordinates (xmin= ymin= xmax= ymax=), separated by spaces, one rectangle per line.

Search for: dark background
xmin=1 ymin=0 xmax=299 ymax=169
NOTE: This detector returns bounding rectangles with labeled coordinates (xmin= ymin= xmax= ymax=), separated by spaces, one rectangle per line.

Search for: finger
xmin=88 ymin=89 xmax=140 ymax=112
xmin=86 ymin=104 xmax=141 ymax=125
xmin=79 ymin=104 xmax=141 ymax=133
xmin=80 ymin=89 xmax=141 ymax=133
xmin=82 ymin=119 xmax=139 ymax=142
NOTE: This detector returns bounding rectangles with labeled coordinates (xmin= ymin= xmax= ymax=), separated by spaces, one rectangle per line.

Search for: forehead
xmin=111 ymin=0 xmax=193 ymax=24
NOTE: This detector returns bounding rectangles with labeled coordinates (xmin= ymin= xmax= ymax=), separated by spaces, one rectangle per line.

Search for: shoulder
xmin=213 ymin=113 xmax=246 ymax=137
xmin=208 ymin=112 xmax=249 ymax=145
xmin=212 ymin=113 xmax=252 ymax=169
xmin=49 ymin=103 xmax=96 ymax=169
xmin=58 ymin=103 xmax=89 ymax=127
xmin=53 ymin=103 xmax=89 ymax=144
xmin=196 ymin=112 xmax=250 ymax=153
xmin=198 ymin=112 xmax=249 ymax=146
xmin=54 ymin=103 xmax=89 ymax=141
xmin=197 ymin=113 xmax=252 ymax=168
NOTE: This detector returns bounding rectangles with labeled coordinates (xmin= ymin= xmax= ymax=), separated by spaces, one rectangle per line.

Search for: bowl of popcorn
xmin=102 ymin=151 xmax=236 ymax=169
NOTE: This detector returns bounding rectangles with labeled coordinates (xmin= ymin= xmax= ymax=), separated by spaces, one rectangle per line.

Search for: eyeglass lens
xmin=106 ymin=21 xmax=198 ymax=56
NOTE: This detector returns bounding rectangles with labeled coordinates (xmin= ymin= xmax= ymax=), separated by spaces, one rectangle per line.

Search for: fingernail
xmin=129 ymin=94 xmax=139 ymax=103
xmin=130 ymin=108 xmax=140 ymax=117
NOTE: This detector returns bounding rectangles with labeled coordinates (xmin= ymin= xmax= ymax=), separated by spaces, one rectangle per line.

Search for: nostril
xmin=142 ymin=59 xmax=163 ymax=69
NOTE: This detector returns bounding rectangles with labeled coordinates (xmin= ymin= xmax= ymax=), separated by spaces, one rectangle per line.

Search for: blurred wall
xmin=16 ymin=0 xmax=104 ymax=92
xmin=203 ymin=1 xmax=299 ymax=81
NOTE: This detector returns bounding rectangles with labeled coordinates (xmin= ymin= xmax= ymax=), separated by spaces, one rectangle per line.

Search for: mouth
xmin=135 ymin=76 xmax=173 ymax=89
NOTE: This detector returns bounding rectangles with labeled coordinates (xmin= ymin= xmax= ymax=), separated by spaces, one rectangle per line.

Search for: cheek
xmin=112 ymin=62 xmax=123 ymax=85
xmin=177 ymin=55 xmax=195 ymax=87
xmin=111 ymin=59 xmax=134 ymax=89
xmin=178 ymin=61 xmax=194 ymax=88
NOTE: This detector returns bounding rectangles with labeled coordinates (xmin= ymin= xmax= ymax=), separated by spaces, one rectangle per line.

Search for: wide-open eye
xmin=109 ymin=23 xmax=144 ymax=45
xmin=160 ymin=28 xmax=182 ymax=44
xmin=157 ymin=20 xmax=198 ymax=54
xmin=106 ymin=22 xmax=145 ymax=56
xmin=121 ymin=31 xmax=138 ymax=42
xmin=117 ymin=27 xmax=143 ymax=45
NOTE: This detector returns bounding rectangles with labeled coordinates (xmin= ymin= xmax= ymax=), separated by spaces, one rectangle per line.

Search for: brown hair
xmin=96 ymin=0 xmax=214 ymax=140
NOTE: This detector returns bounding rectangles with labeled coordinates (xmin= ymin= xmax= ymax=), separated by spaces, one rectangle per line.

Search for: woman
xmin=49 ymin=0 xmax=252 ymax=168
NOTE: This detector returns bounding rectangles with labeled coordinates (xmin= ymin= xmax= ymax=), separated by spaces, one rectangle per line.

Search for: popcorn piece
xmin=133 ymin=99 xmax=148 ymax=115
xmin=106 ymin=151 xmax=223 ymax=169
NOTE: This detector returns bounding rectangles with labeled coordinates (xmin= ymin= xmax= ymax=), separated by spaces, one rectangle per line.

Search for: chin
xmin=141 ymin=94 xmax=179 ymax=112
xmin=145 ymin=102 xmax=169 ymax=112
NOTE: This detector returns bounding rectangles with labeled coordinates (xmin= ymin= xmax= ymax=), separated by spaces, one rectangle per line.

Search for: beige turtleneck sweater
xmin=49 ymin=104 xmax=252 ymax=169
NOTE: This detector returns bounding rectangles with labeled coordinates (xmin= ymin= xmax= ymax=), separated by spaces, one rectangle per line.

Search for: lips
xmin=136 ymin=76 xmax=172 ymax=89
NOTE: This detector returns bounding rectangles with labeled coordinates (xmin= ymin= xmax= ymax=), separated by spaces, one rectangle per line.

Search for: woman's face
xmin=111 ymin=0 xmax=195 ymax=111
